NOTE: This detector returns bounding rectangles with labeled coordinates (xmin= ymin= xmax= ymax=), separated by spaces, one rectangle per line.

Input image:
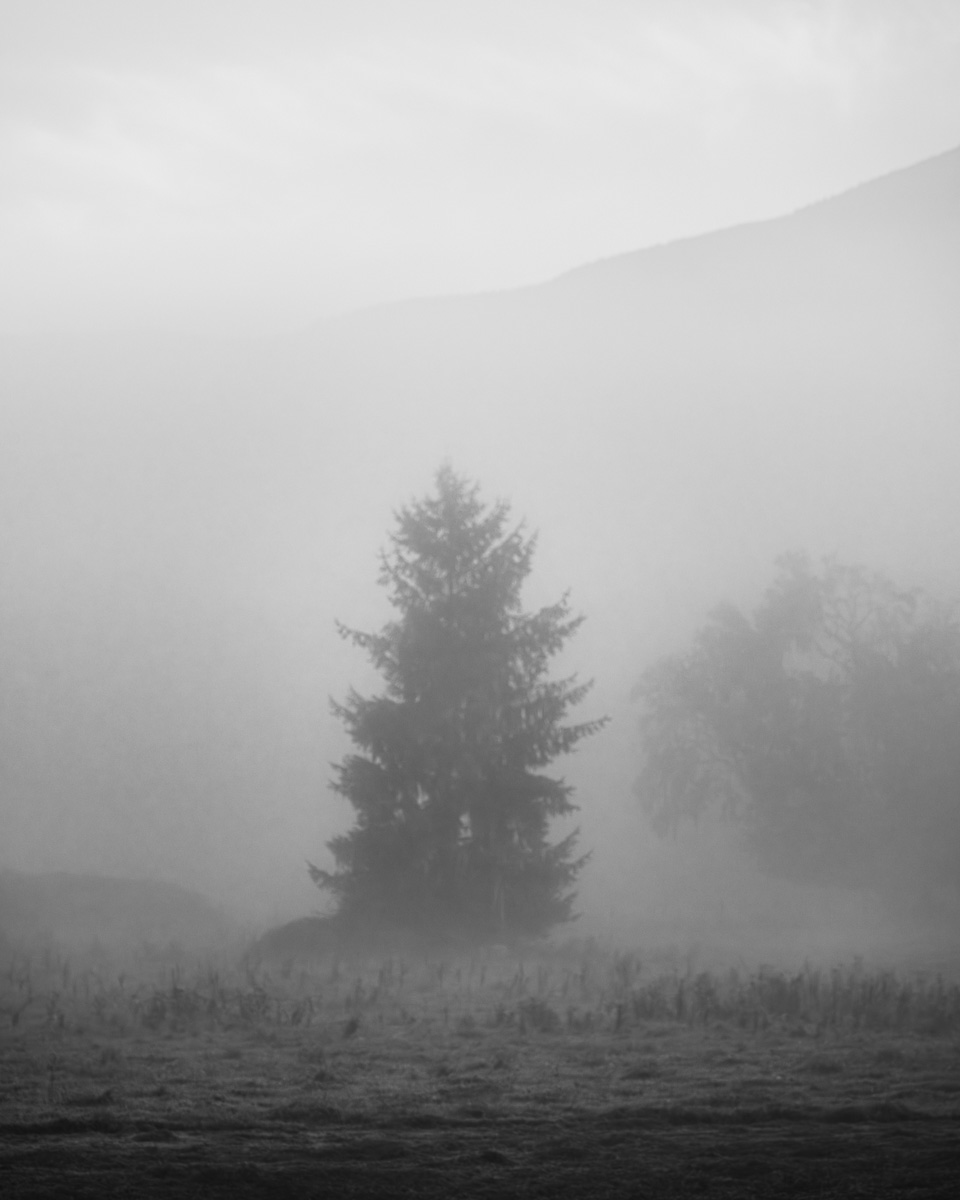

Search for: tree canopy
xmin=634 ymin=554 xmax=960 ymax=916
xmin=311 ymin=466 xmax=606 ymax=942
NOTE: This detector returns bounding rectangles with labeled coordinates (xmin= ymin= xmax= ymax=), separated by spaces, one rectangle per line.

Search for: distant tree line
xmin=634 ymin=554 xmax=960 ymax=918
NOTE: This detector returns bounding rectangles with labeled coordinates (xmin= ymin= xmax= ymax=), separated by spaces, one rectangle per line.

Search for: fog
xmin=2 ymin=4 xmax=960 ymax=964
xmin=6 ymin=0 xmax=960 ymax=335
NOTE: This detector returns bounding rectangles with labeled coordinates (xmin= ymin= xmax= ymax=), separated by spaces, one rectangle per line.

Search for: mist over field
xmin=2 ymin=2 xmax=960 ymax=968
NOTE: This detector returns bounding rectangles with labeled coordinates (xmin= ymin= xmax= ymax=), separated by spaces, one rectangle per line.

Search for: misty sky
xmin=3 ymin=0 xmax=960 ymax=334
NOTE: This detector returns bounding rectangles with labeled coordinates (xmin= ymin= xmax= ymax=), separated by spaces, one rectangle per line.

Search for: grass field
xmin=2 ymin=941 xmax=959 ymax=1197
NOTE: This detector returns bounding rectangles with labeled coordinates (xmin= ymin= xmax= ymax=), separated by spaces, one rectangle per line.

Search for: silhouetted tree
xmin=311 ymin=466 xmax=606 ymax=941
xmin=635 ymin=554 xmax=960 ymax=916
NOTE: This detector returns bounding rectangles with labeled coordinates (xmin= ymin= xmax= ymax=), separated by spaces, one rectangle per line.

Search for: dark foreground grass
xmin=1 ymin=946 xmax=959 ymax=1197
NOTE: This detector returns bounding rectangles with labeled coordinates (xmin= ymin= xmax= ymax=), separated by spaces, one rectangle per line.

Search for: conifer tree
xmin=310 ymin=466 xmax=606 ymax=941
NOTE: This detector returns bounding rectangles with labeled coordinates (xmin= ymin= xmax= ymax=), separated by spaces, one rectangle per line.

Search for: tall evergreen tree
xmin=310 ymin=466 xmax=606 ymax=941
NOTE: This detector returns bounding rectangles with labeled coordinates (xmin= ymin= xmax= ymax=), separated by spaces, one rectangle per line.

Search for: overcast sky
xmin=3 ymin=0 xmax=960 ymax=335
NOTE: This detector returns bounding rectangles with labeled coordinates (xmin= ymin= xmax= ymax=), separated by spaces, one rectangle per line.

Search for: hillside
xmin=0 ymin=870 xmax=237 ymax=952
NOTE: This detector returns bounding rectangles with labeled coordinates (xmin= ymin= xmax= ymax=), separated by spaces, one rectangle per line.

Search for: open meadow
xmin=1 ymin=940 xmax=959 ymax=1198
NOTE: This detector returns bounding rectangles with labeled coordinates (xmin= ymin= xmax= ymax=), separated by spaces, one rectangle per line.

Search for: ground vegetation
xmin=1 ymin=940 xmax=958 ymax=1197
